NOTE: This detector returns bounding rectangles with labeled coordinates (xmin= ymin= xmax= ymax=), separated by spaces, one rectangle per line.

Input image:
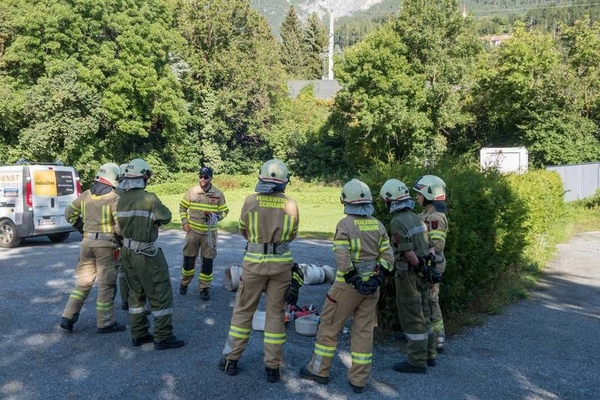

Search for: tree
xmin=174 ymin=0 xmax=288 ymax=173
xmin=329 ymin=0 xmax=481 ymax=169
xmin=280 ymin=6 xmax=306 ymax=79
xmin=304 ymin=13 xmax=327 ymax=79
xmin=0 ymin=0 xmax=188 ymax=182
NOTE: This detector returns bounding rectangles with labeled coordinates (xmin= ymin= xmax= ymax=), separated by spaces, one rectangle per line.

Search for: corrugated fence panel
xmin=546 ymin=163 xmax=600 ymax=201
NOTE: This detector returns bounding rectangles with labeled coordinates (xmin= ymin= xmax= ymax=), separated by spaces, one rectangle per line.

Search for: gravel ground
xmin=0 ymin=229 xmax=598 ymax=400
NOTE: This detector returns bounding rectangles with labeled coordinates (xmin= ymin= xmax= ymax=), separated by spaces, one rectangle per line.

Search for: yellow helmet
xmin=379 ymin=179 xmax=410 ymax=203
xmin=124 ymin=158 xmax=152 ymax=178
xmin=94 ymin=163 xmax=120 ymax=187
xmin=413 ymin=175 xmax=446 ymax=201
xmin=340 ymin=179 xmax=372 ymax=205
xmin=258 ymin=159 xmax=290 ymax=184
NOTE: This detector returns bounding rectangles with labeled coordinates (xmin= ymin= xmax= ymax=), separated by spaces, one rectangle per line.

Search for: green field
xmin=155 ymin=179 xmax=345 ymax=240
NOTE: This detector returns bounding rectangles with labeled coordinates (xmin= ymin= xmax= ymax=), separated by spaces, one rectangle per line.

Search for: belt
xmin=353 ymin=260 xmax=377 ymax=275
xmin=85 ymin=232 xmax=113 ymax=241
xmin=122 ymin=238 xmax=155 ymax=252
xmin=395 ymin=261 xmax=417 ymax=272
xmin=246 ymin=242 xmax=290 ymax=255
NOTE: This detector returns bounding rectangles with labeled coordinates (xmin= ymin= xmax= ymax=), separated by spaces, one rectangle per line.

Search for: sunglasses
xmin=200 ymin=175 xmax=211 ymax=179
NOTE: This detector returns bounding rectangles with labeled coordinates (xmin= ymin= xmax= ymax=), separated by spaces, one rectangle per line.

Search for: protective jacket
xmin=180 ymin=184 xmax=228 ymax=233
xmin=65 ymin=190 xmax=120 ymax=246
xmin=419 ymin=205 xmax=447 ymax=272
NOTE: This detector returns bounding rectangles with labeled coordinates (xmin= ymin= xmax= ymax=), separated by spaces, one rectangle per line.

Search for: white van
xmin=0 ymin=163 xmax=81 ymax=248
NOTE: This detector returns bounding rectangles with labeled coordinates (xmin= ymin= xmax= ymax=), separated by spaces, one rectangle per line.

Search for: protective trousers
xmin=395 ymin=271 xmax=435 ymax=367
xmin=306 ymin=283 xmax=378 ymax=388
xmin=222 ymin=269 xmax=290 ymax=368
xmin=430 ymin=282 xmax=445 ymax=350
xmin=121 ymin=247 xmax=174 ymax=342
xmin=181 ymin=230 xmax=217 ymax=290
xmin=118 ymin=263 xmax=128 ymax=304
xmin=62 ymin=245 xmax=118 ymax=328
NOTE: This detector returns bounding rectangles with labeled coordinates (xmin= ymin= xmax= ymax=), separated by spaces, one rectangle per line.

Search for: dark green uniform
xmin=390 ymin=209 xmax=436 ymax=367
xmin=116 ymin=188 xmax=173 ymax=342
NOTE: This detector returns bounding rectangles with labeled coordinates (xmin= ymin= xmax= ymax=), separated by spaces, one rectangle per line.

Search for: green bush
xmin=360 ymin=157 xmax=565 ymax=331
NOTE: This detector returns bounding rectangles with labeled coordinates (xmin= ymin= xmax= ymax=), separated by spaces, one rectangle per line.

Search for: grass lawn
xmin=154 ymin=180 xmax=345 ymax=240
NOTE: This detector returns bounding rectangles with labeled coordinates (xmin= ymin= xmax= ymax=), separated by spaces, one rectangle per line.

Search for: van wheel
xmin=48 ymin=232 xmax=70 ymax=243
xmin=0 ymin=220 xmax=22 ymax=248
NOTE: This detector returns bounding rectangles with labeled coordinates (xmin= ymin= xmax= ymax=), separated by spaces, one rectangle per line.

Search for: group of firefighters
xmin=58 ymin=157 xmax=448 ymax=393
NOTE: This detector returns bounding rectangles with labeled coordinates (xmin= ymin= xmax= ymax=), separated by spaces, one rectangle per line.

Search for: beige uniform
xmin=221 ymin=192 xmax=299 ymax=369
xmin=179 ymin=184 xmax=228 ymax=290
xmin=419 ymin=205 xmax=448 ymax=350
xmin=62 ymin=190 xmax=120 ymax=328
xmin=305 ymin=215 xmax=394 ymax=387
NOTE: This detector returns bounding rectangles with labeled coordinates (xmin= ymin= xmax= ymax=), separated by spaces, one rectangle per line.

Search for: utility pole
xmin=328 ymin=8 xmax=334 ymax=80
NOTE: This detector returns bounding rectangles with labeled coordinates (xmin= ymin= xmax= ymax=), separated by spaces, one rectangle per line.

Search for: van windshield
xmin=33 ymin=170 xmax=76 ymax=197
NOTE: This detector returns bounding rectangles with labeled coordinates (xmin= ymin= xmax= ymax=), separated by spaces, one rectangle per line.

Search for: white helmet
xmin=340 ymin=179 xmax=372 ymax=205
xmin=124 ymin=158 xmax=152 ymax=179
xmin=95 ymin=163 xmax=120 ymax=187
xmin=413 ymin=175 xmax=446 ymax=201
xmin=258 ymin=159 xmax=290 ymax=184
xmin=379 ymin=179 xmax=410 ymax=203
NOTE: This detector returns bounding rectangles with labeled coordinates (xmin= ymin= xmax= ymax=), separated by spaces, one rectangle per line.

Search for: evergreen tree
xmin=304 ymin=13 xmax=327 ymax=79
xmin=280 ymin=6 xmax=306 ymax=78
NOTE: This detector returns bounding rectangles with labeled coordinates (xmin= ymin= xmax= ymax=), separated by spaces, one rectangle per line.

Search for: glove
xmin=360 ymin=268 xmax=386 ymax=295
xmin=344 ymin=269 xmax=375 ymax=295
xmin=113 ymin=234 xmax=124 ymax=247
xmin=205 ymin=212 xmax=219 ymax=225
xmin=73 ymin=216 xmax=84 ymax=234
xmin=284 ymin=263 xmax=304 ymax=306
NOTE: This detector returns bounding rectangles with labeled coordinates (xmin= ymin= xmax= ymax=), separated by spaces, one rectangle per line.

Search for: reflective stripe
xmin=335 ymin=270 xmax=346 ymax=282
xmin=407 ymin=225 xmax=427 ymax=237
xmin=152 ymin=308 xmax=173 ymax=318
xmin=350 ymin=238 xmax=361 ymax=262
xmin=116 ymin=210 xmax=155 ymax=220
xmin=182 ymin=268 xmax=195 ymax=277
xmin=430 ymin=230 xmax=446 ymax=240
xmin=243 ymin=253 xmax=293 ymax=263
xmin=314 ymin=343 xmax=336 ymax=357
xmin=96 ymin=301 xmax=114 ymax=311
xmin=264 ymin=332 xmax=286 ymax=345
xmin=247 ymin=211 xmax=258 ymax=242
xmin=199 ymin=273 xmax=213 ymax=282
xmin=351 ymin=352 xmax=372 ymax=365
xmin=228 ymin=327 xmax=251 ymax=339
xmin=379 ymin=238 xmax=391 ymax=252
xmin=405 ymin=332 xmax=429 ymax=341
xmin=129 ymin=306 xmax=146 ymax=315
xmin=69 ymin=290 xmax=85 ymax=301
xmin=281 ymin=215 xmax=295 ymax=242
xmin=333 ymin=240 xmax=349 ymax=251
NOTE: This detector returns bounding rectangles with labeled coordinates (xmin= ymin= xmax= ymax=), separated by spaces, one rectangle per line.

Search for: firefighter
xmin=116 ymin=158 xmax=184 ymax=350
xmin=379 ymin=179 xmax=436 ymax=373
xmin=60 ymin=163 xmax=125 ymax=334
xmin=179 ymin=166 xmax=229 ymax=301
xmin=219 ymin=159 xmax=299 ymax=383
xmin=413 ymin=175 xmax=448 ymax=353
xmin=299 ymin=179 xmax=394 ymax=393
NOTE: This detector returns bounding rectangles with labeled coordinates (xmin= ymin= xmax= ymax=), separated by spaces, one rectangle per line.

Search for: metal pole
xmin=328 ymin=8 xmax=334 ymax=80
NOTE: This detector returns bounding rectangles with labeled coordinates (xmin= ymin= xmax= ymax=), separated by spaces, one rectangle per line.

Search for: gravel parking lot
xmin=0 ymin=229 xmax=598 ymax=400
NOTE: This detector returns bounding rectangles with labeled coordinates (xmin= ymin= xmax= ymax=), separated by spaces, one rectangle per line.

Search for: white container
xmin=480 ymin=147 xmax=528 ymax=174
xmin=295 ymin=315 xmax=320 ymax=336
xmin=303 ymin=264 xmax=326 ymax=285
xmin=252 ymin=311 xmax=266 ymax=331
xmin=223 ymin=265 xmax=243 ymax=292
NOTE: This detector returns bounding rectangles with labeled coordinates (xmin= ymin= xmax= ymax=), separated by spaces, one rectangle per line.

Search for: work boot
xmin=60 ymin=317 xmax=74 ymax=332
xmin=179 ymin=284 xmax=188 ymax=295
xmin=349 ymin=381 xmax=365 ymax=394
xmin=121 ymin=301 xmax=129 ymax=311
xmin=427 ymin=358 xmax=437 ymax=367
xmin=266 ymin=367 xmax=280 ymax=383
xmin=393 ymin=361 xmax=427 ymax=374
xmin=218 ymin=358 xmax=238 ymax=376
xmin=97 ymin=322 xmax=127 ymax=334
xmin=299 ymin=367 xmax=329 ymax=384
xmin=154 ymin=335 xmax=185 ymax=350
xmin=132 ymin=334 xmax=154 ymax=347
xmin=200 ymin=289 xmax=210 ymax=301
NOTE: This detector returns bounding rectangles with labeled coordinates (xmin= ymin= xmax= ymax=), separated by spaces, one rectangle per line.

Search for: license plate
xmin=39 ymin=218 xmax=56 ymax=226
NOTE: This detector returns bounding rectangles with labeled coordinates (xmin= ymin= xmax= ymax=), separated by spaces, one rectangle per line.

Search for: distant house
xmin=483 ymin=34 xmax=512 ymax=47
xmin=287 ymin=79 xmax=341 ymax=100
